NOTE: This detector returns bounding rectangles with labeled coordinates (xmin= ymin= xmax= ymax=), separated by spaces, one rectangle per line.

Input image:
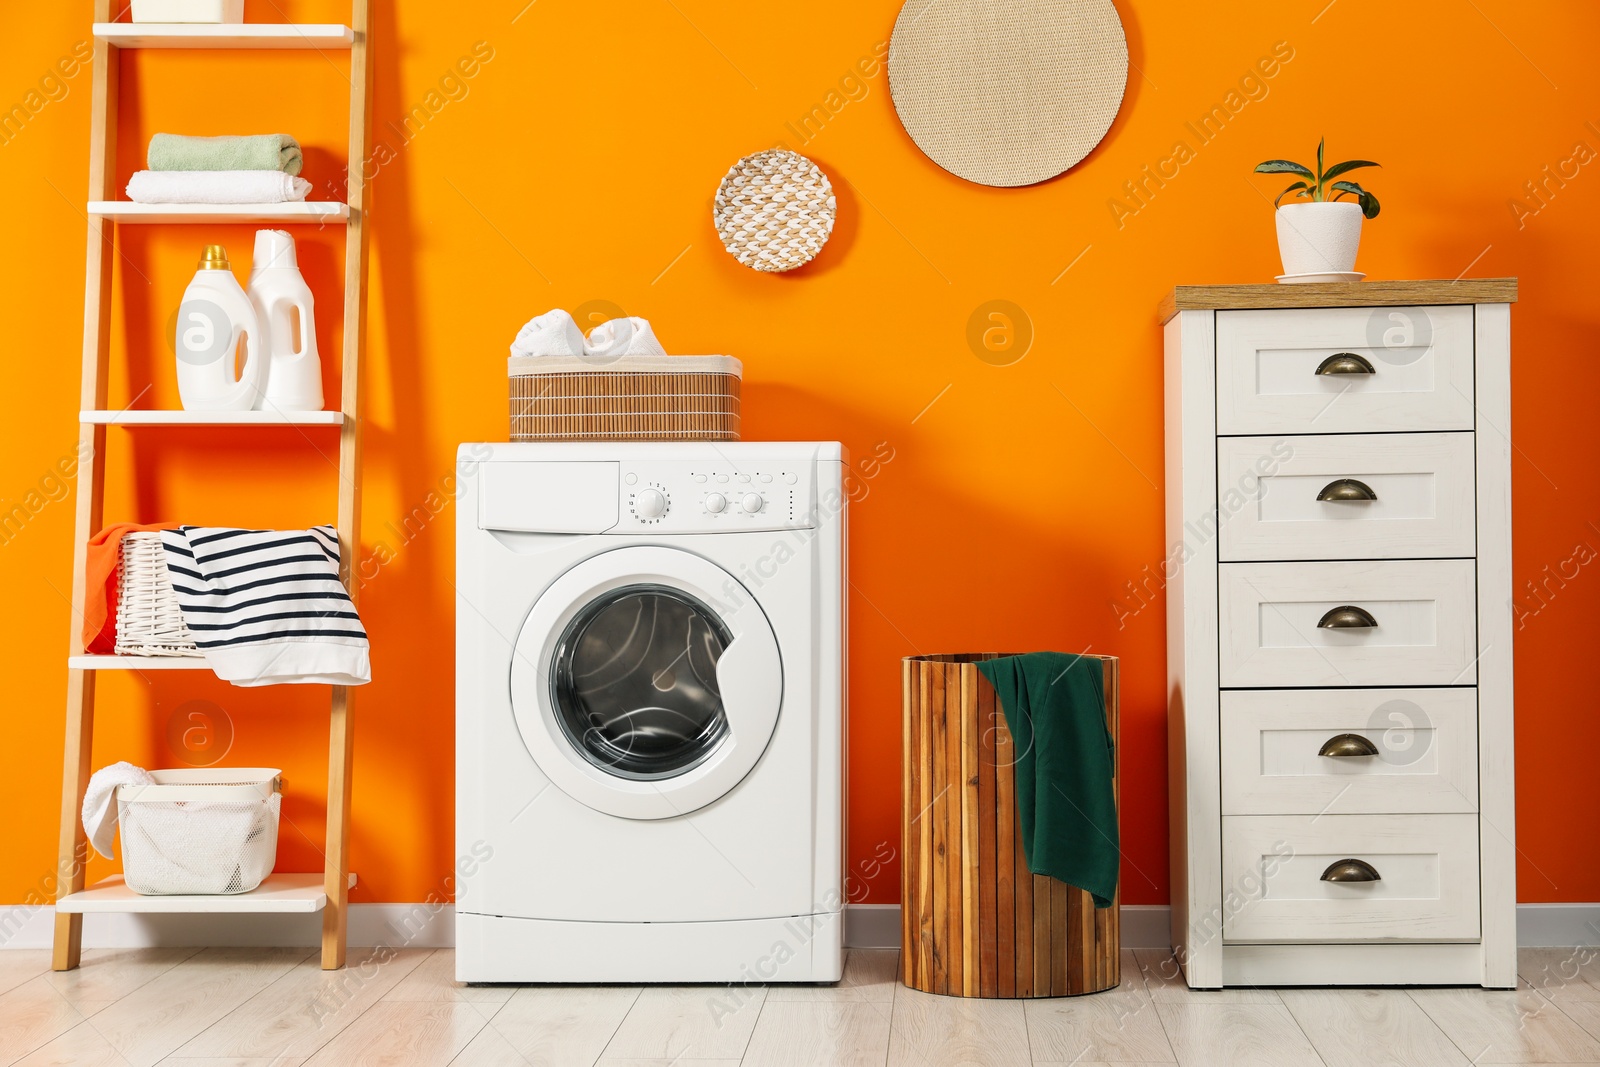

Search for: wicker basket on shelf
xmin=508 ymin=355 xmax=741 ymax=442
xmin=116 ymin=531 xmax=201 ymax=658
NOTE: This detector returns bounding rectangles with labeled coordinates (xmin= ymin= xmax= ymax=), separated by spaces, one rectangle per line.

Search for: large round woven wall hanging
xmin=713 ymin=149 xmax=837 ymax=273
xmin=888 ymin=0 xmax=1129 ymax=187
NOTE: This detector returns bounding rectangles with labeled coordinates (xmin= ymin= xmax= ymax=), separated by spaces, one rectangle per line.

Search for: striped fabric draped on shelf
xmin=160 ymin=525 xmax=370 ymax=687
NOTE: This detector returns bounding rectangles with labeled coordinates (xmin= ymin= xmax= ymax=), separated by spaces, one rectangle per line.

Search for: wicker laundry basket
xmin=116 ymin=531 xmax=201 ymax=658
xmin=509 ymin=355 xmax=741 ymax=441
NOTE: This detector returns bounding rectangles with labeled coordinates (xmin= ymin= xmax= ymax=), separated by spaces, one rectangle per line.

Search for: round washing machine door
xmin=509 ymin=545 xmax=783 ymax=820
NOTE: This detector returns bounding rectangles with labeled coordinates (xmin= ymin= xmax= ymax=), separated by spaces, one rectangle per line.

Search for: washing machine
xmin=455 ymin=441 xmax=846 ymax=983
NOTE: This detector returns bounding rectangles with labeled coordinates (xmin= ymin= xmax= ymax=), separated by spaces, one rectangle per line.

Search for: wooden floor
xmin=3 ymin=946 xmax=1600 ymax=1065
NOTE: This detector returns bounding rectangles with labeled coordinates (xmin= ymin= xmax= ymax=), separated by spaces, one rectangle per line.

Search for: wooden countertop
xmin=1158 ymin=278 xmax=1518 ymax=323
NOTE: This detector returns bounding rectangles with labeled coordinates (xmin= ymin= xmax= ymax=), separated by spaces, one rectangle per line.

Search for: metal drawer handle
xmin=1317 ymin=478 xmax=1378 ymax=502
xmin=1318 ymin=605 xmax=1378 ymax=629
xmin=1318 ymin=733 xmax=1380 ymax=758
xmin=1321 ymin=858 xmax=1382 ymax=882
xmin=1316 ymin=352 xmax=1376 ymax=376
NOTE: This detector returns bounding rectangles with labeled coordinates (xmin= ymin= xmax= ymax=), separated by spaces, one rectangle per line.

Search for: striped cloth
xmin=160 ymin=525 xmax=370 ymax=687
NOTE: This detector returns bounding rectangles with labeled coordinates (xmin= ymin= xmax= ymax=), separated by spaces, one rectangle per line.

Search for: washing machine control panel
xmin=621 ymin=463 xmax=813 ymax=532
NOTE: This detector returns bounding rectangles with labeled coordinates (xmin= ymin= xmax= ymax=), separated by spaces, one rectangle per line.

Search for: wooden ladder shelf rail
xmin=52 ymin=0 xmax=373 ymax=971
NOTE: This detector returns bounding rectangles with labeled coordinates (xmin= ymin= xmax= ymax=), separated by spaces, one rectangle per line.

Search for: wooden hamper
xmin=508 ymin=355 xmax=741 ymax=441
xmin=901 ymin=653 xmax=1120 ymax=998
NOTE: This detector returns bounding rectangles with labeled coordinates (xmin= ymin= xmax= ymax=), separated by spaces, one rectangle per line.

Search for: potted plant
xmin=1255 ymin=139 xmax=1380 ymax=281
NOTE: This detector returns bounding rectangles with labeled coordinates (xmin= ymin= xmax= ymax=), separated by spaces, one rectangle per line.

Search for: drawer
xmin=1217 ymin=433 xmax=1476 ymax=561
xmin=1222 ymin=814 xmax=1480 ymax=942
xmin=1220 ymin=688 xmax=1478 ymax=815
xmin=1219 ymin=560 xmax=1477 ymax=688
xmin=1216 ymin=306 xmax=1475 ymax=435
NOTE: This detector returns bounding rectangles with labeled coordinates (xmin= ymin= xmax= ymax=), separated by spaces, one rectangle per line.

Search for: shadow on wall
xmin=348 ymin=0 xmax=443 ymax=903
xmin=742 ymin=380 xmax=1166 ymax=903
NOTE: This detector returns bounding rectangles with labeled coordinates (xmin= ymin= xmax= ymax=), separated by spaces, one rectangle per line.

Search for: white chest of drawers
xmin=1161 ymin=279 xmax=1518 ymax=988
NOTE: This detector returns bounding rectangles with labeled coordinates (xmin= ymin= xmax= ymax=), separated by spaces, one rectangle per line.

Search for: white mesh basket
xmin=117 ymin=768 xmax=282 ymax=895
xmin=115 ymin=531 xmax=201 ymax=658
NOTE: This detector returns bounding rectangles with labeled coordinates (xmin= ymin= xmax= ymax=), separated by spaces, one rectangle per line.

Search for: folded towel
xmin=160 ymin=525 xmax=370 ymax=686
xmin=148 ymin=133 xmax=304 ymax=176
xmin=976 ymin=652 xmax=1119 ymax=908
xmin=126 ymin=170 xmax=311 ymax=205
xmin=584 ymin=316 xmax=669 ymax=359
xmin=82 ymin=762 xmax=156 ymax=860
xmin=83 ymin=521 xmax=178 ymax=655
xmin=510 ymin=309 xmax=586 ymax=358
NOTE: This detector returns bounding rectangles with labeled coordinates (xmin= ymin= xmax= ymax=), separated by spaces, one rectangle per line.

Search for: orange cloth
xmin=83 ymin=522 xmax=175 ymax=654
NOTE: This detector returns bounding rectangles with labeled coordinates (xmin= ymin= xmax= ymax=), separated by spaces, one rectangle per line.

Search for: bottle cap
xmin=198 ymin=245 xmax=230 ymax=271
xmin=252 ymin=229 xmax=298 ymax=269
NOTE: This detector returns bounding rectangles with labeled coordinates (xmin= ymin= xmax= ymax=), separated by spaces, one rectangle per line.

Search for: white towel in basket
xmin=584 ymin=316 xmax=669 ymax=359
xmin=161 ymin=525 xmax=370 ymax=687
xmin=122 ymin=800 xmax=274 ymax=895
xmin=82 ymin=761 xmax=156 ymax=859
xmin=510 ymin=308 xmax=586 ymax=358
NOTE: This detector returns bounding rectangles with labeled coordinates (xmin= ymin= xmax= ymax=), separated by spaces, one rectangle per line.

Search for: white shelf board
xmin=83 ymin=409 xmax=344 ymax=427
xmin=89 ymin=202 xmax=350 ymax=224
xmin=94 ymin=23 xmax=354 ymax=49
xmin=57 ymin=872 xmax=357 ymax=914
xmin=70 ymin=655 xmax=208 ymax=671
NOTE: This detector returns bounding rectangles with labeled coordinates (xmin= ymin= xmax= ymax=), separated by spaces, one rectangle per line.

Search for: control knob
xmin=741 ymin=493 xmax=763 ymax=514
xmin=634 ymin=488 xmax=668 ymax=519
xmin=705 ymin=492 xmax=728 ymax=514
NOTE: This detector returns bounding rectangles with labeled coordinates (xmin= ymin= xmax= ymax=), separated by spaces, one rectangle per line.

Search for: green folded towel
xmin=148 ymin=134 xmax=303 ymax=176
xmin=976 ymin=652 xmax=1119 ymax=908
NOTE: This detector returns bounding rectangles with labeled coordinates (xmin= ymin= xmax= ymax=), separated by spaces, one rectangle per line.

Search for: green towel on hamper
xmin=148 ymin=134 xmax=303 ymax=176
xmin=976 ymin=652 xmax=1118 ymax=908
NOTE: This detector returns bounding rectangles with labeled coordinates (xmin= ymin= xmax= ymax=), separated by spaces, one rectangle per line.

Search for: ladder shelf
xmin=54 ymin=1 xmax=372 ymax=972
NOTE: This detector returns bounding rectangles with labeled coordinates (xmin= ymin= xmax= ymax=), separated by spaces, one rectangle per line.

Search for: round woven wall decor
xmin=888 ymin=0 xmax=1129 ymax=187
xmin=713 ymin=149 xmax=837 ymax=272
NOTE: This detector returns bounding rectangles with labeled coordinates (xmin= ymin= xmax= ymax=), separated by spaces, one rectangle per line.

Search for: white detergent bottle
xmin=247 ymin=229 xmax=323 ymax=411
xmin=175 ymin=244 xmax=265 ymax=411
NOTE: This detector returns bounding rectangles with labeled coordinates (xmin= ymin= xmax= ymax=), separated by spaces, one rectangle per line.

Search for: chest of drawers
xmin=1161 ymin=279 xmax=1518 ymax=988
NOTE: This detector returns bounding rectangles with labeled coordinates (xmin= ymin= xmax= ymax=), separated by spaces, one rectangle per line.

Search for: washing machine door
xmin=509 ymin=545 xmax=783 ymax=820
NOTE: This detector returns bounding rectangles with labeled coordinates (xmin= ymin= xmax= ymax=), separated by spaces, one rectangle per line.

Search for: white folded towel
xmin=510 ymin=309 xmax=586 ymax=358
xmin=125 ymin=170 xmax=312 ymax=205
xmin=584 ymin=316 xmax=668 ymax=359
xmin=82 ymin=761 xmax=155 ymax=859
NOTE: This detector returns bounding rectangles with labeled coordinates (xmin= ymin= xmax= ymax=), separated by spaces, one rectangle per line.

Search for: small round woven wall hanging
xmin=713 ymin=149 xmax=837 ymax=273
xmin=888 ymin=0 xmax=1128 ymax=188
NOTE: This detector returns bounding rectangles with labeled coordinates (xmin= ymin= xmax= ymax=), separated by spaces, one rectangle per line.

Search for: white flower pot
xmin=1275 ymin=201 xmax=1364 ymax=275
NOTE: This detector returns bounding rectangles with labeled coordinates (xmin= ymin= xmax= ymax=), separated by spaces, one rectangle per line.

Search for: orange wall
xmin=3 ymin=1 xmax=1598 ymax=910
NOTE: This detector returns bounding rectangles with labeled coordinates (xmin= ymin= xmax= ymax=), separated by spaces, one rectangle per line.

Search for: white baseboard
xmin=3 ymin=902 xmax=1596 ymax=952
xmin=1518 ymin=904 xmax=1600 ymax=947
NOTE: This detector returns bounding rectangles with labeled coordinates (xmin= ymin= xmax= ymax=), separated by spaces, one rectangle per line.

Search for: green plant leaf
xmin=1323 ymin=159 xmax=1381 ymax=181
xmin=1317 ymin=137 xmax=1325 ymax=182
xmin=1255 ymin=160 xmax=1314 ymax=178
xmin=1274 ymin=181 xmax=1310 ymax=207
xmin=1332 ymin=181 xmax=1382 ymax=219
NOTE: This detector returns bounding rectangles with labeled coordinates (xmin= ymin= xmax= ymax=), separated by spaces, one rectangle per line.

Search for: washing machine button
xmin=741 ymin=493 xmax=764 ymax=514
xmin=705 ymin=493 xmax=728 ymax=514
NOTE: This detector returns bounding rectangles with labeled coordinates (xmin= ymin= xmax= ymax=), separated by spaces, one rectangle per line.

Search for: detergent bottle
xmin=175 ymin=245 xmax=265 ymax=411
xmin=247 ymin=229 xmax=323 ymax=411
